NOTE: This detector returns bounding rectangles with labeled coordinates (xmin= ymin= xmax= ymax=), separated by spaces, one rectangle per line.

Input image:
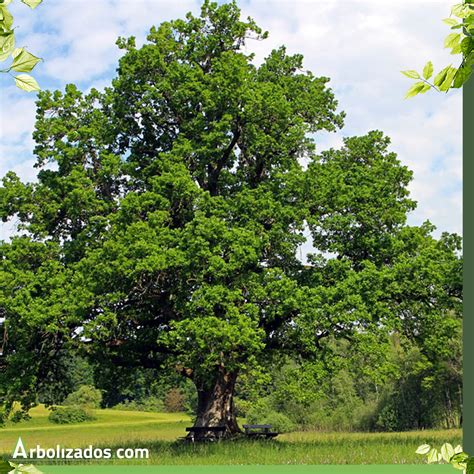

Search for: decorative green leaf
xmin=461 ymin=37 xmax=474 ymax=55
xmin=11 ymin=47 xmax=41 ymax=72
xmin=404 ymin=81 xmax=428 ymax=99
xmin=420 ymin=83 xmax=431 ymax=94
xmin=451 ymin=43 xmax=462 ymax=54
xmin=416 ymin=444 xmax=431 ymax=455
xmin=20 ymin=0 xmax=42 ymax=8
xmin=0 ymin=30 xmax=14 ymax=61
xmin=0 ymin=5 xmax=13 ymax=31
xmin=443 ymin=18 xmax=459 ymax=26
xmin=444 ymin=33 xmax=461 ymax=50
xmin=440 ymin=443 xmax=455 ymax=462
xmin=422 ymin=61 xmax=433 ymax=80
xmin=439 ymin=66 xmax=457 ymax=91
xmin=433 ymin=66 xmax=451 ymax=87
xmin=10 ymin=464 xmax=43 ymax=474
xmin=454 ymin=445 xmax=464 ymax=454
xmin=401 ymin=70 xmax=420 ymax=79
xmin=451 ymin=452 xmax=469 ymax=468
xmin=14 ymin=73 xmax=40 ymax=92
xmin=467 ymin=457 xmax=474 ymax=474
xmin=427 ymin=448 xmax=439 ymax=464
xmin=0 ymin=460 xmax=11 ymax=474
xmin=451 ymin=3 xmax=469 ymax=18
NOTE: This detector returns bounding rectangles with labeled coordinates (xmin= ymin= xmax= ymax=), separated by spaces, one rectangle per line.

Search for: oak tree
xmin=0 ymin=1 xmax=462 ymax=437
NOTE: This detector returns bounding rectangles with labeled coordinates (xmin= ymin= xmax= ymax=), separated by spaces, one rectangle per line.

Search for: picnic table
xmin=184 ymin=425 xmax=226 ymax=442
xmin=242 ymin=424 xmax=278 ymax=439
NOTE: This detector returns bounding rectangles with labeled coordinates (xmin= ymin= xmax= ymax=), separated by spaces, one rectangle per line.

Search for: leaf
xmin=401 ymin=70 xmax=420 ymax=79
xmin=416 ymin=444 xmax=431 ymax=455
xmin=0 ymin=460 xmax=11 ymax=474
xmin=454 ymin=445 xmax=464 ymax=454
xmin=11 ymin=48 xmax=41 ymax=72
xmin=20 ymin=0 xmax=42 ymax=8
xmin=434 ymin=66 xmax=451 ymax=87
xmin=427 ymin=448 xmax=439 ymax=464
xmin=451 ymin=452 xmax=469 ymax=470
xmin=14 ymin=73 xmax=40 ymax=92
xmin=450 ymin=43 xmax=462 ymax=55
xmin=0 ymin=30 xmax=14 ymax=61
xmin=444 ymin=33 xmax=461 ymax=50
xmin=451 ymin=3 xmax=469 ymax=18
xmin=461 ymin=37 xmax=474 ymax=56
xmin=0 ymin=5 xmax=13 ymax=31
xmin=422 ymin=61 xmax=433 ymax=80
xmin=404 ymin=81 xmax=428 ymax=99
xmin=439 ymin=66 xmax=457 ymax=91
xmin=467 ymin=457 xmax=474 ymax=474
xmin=443 ymin=18 xmax=459 ymax=26
xmin=11 ymin=465 xmax=43 ymax=474
xmin=441 ymin=443 xmax=455 ymax=462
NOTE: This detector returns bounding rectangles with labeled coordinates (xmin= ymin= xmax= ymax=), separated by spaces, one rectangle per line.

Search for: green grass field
xmin=0 ymin=406 xmax=462 ymax=465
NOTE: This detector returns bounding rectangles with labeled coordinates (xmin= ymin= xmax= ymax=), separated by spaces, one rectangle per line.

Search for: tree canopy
xmin=0 ymin=0 xmax=462 ymax=437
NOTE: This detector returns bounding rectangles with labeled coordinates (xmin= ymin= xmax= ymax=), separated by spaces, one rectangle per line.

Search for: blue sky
xmin=0 ymin=0 xmax=462 ymax=240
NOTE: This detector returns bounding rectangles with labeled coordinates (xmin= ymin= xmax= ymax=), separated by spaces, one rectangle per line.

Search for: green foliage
xmin=10 ymin=410 xmax=31 ymax=423
xmin=63 ymin=385 xmax=102 ymax=408
xmin=48 ymin=405 xmax=95 ymax=424
xmin=37 ymin=353 xmax=94 ymax=406
xmin=258 ymin=412 xmax=296 ymax=434
xmin=244 ymin=398 xmax=296 ymax=433
xmin=402 ymin=1 xmax=474 ymax=96
xmin=112 ymin=396 xmax=165 ymax=412
xmin=0 ymin=0 xmax=42 ymax=91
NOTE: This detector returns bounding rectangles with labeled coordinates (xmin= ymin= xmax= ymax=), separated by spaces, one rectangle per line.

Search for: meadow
xmin=0 ymin=406 xmax=462 ymax=465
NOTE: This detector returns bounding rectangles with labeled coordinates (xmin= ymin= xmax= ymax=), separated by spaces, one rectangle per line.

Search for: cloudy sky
xmin=0 ymin=0 xmax=462 ymax=241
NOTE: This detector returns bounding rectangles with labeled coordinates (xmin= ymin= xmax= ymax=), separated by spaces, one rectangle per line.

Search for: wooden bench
xmin=242 ymin=424 xmax=278 ymax=439
xmin=184 ymin=426 xmax=226 ymax=442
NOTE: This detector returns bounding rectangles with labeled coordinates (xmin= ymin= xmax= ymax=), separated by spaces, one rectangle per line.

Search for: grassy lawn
xmin=0 ymin=406 xmax=462 ymax=465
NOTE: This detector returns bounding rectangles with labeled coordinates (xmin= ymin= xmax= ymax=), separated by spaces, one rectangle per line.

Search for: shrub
xmin=0 ymin=406 xmax=6 ymax=426
xmin=63 ymin=385 xmax=102 ymax=408
xmin=48 ymin=406 xmax=95 ymax=424
xmin=10 ymin=410 xmax=31 ymax=423
xmin=113 ymin=396 xmax=165 ymax=412
xmin=245 ymin=397 xmax=273 ymax=423
xmin=164 ymin=388 xmax=185 ymax=412
xmin=261 ymin=411 xmax=296 ymax=433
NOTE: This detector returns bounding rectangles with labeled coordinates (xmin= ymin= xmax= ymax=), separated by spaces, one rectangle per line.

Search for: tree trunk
xmin=189 ymin=369 xmax=240 ymax=440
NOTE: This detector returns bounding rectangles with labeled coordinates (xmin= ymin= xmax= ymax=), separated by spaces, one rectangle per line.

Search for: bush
xmin=261 ymin=411 xmax=296 ymax=433
xmin=245 ymin=397 xmax=273 ymax=422
xmin=0 ymin=406 xmax=6 ymax=426
xmin=245 ymin=397 xmax=296 ymax=433
xmin=113 ymin=396 xmax=165 ymax=412
xmin=10 ymin=410 xmax=31 ymax=423
xmin=64 ymin=385 xmax=102 ymax=408
xmin=164 ymin=388 xmax=185 ymax=412
xmin=48 ymin=406 xmax=95 ymax=424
